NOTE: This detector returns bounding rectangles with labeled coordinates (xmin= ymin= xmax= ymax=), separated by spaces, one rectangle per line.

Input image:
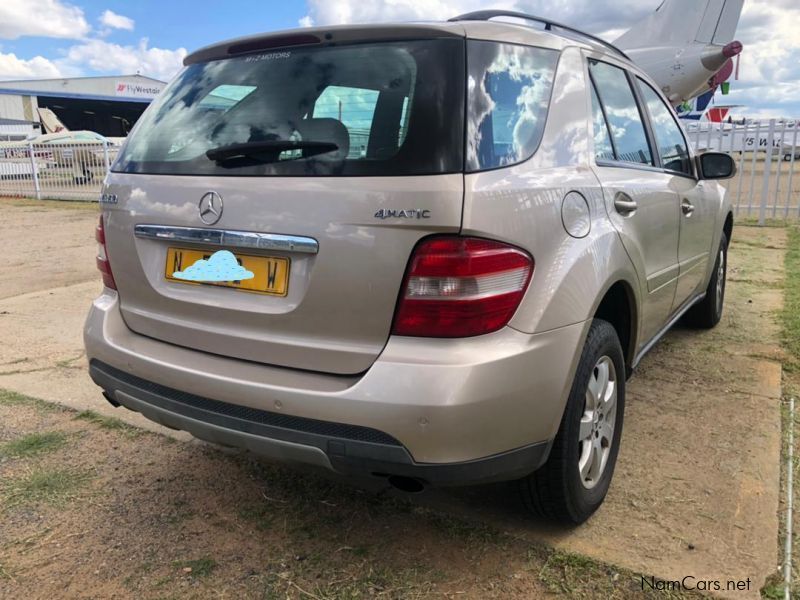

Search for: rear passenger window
xmin=466 ymin=40 xmax=559 ymax=172
xmin=589 ymin=60 xmax=653 ymax=166
xmin=637 ymin=79 xmax=693 ymax=175
xmin=590 ymin=84 xmax=615 ymax=161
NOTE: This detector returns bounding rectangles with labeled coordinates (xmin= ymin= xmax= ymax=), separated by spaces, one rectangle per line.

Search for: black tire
xmin=519 ymin=319 xmax=625 ymax=525
xmin=685 ymin=231 xmax=728 ymax=329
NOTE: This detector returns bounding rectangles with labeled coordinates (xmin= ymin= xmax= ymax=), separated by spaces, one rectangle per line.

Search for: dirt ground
xmin=0 ymin=198 xmax=789 ymax=598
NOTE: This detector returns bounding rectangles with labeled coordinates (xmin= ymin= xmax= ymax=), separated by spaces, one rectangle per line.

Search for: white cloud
xmin=0 ymin=0 xmax=90 ymax=40
xmin=299 ymin=0 xmax=653 ymax=38
xmin=99 ymin=9 xmax=135 ymax=31
xmin=60 ymin=38 xmax=187 ymax=81
xmin=0 ymin=1 xmax=182 ymax=81
xmin=0 ymin=37 xmax=186 ymax=82
xmin=300 ymin=0 xmax=502 ymax=26
xmin=0 ymin=52 xmax=62 ymax=79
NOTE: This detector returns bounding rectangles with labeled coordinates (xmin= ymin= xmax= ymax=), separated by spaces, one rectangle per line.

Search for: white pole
xmin=773 ymin=122 xmax=787 ymax=218
xmin=102 ymin=139 xmax=110 ymax=174
xmin=747 ymin=122 xmax=762 ymax=217
xmin=27 ymin=141 xmax=41 ymax=200
xmin=787 ymin=125 xmax=798 ymax=219
xmin=758 ymin=120 xmax=775 ymax=225
xmin=735 ymin=122 xmax=747 ymax=214
xmin=784 ymin=397 xmax=795 ymax=600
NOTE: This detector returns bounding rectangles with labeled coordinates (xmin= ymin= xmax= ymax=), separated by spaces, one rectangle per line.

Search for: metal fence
xmin=0 ymin=140 xmax=120 ymax=201
xmin=685 ymin=118 xmax=800 ymax=223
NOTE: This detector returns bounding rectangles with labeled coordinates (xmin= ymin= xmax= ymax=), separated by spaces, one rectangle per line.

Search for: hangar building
xmin=0 ymin=74 xmax=165 ymax=140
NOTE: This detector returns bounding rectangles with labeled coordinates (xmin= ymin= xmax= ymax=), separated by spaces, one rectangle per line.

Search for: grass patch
xmin=173 ymin=557 xmax=217 ymax=578
xmin=760 ymin=569 xmax=786 ymax=599
xmin=2 ymin=467 xmax=92 ymax=509
xmin=783 ymin=225 xmax=800 ymax=371
xmin=74 ymin=409 xmax=141 ymax=437
xmin=160 ymin=499 xmax=194 ymax=525
xmin=538 ymin=550 xmax=612 ymax=596
xmin=259 ymin=563 xmax=438 ymax=600
xmin=0 ymin=431 xmax=68 ymax=458
xmin=238 ymin=504 xmax=275 ymax=531
xmin=0 ymin=389 xmax=61 ymax=413
xmin=420 ymin=508 xmax=504 ymax=545
xmin=0 ymin=561 xmax=13 ymax=581
xmin=537 ymin=549 xmax=699 ymax=599
xmin=2 ymin=197 xmax=98 ymax=211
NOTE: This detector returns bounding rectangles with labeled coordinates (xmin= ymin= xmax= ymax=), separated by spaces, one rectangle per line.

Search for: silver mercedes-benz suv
xmin=84 ymin=11 xmax=736 ymax=524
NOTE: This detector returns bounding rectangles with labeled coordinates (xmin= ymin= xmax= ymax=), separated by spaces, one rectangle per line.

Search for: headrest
xmin=296 ymin=118 xmax=350 ymax=161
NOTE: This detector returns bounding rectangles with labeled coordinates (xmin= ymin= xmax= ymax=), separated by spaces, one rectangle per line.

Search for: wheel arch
xmin=591 ymin=279 xmax=638 ymax=376
xmin=723 ymin=211 xmax=733 ymax=244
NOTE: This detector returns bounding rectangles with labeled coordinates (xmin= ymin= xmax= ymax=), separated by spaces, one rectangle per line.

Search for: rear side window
xmin=590 ymin=84 xmax=615 ymax=161
xmin=637 ymin=78 xmax=693 ymax=175
xmin=589 ymin=60 xmax=653 ymax=166
xmin=114 ymin=39 xmax=464 ymax=176
xmin=466 ymin=40 xmax=559 ymax=172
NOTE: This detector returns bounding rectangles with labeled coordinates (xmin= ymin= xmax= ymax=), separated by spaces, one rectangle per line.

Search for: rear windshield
xmin=113 ymin=39 xmax=464 ymax=177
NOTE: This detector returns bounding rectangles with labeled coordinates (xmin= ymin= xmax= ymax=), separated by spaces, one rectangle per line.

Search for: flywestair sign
xmin=115 ymin=81 xmax=164 ymax=99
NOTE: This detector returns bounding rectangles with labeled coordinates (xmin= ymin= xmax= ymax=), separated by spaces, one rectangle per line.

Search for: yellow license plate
xmin=165 ymin=247 xmax=289 ymax=296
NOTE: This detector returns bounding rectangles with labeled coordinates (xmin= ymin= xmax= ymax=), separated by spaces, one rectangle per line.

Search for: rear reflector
xmin=392 ymin=237 xmax=533 ymax=337
xmin=96 ymin=214 xmax=116 ymax=290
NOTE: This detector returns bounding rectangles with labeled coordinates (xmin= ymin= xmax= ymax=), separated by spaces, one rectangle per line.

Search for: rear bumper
xmin=84 ymin=291 xmax=588 ymax=485
xmin=90 ymin=359 xmax=551 ymax=485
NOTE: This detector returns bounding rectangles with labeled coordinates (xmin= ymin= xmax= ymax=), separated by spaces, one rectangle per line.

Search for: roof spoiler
xmin=183 ymin=23 xmax=465 ymax=66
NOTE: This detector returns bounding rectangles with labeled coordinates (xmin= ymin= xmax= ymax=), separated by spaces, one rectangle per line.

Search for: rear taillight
xmin=95 ymin=214 xmax=116 ymax=290
xmin=392 ymin=237 xmax=534 ymax=338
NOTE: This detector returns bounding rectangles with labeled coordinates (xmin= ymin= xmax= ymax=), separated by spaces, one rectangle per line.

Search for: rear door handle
xmin=681 ymin=198 xmax=695 ymax=217
xmin=614 ymin=193 xmax=638 ymax=217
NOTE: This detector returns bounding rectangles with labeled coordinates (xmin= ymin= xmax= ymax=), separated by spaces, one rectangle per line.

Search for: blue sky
xmin=2 ymin=1 xmax=303 ymax=66
xmin=1 ymin=0 xmax=798 ymax=118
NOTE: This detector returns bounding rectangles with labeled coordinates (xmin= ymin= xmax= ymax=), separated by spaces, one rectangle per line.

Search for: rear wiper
xmin=205 ymin=140 xmax=338 ymax=162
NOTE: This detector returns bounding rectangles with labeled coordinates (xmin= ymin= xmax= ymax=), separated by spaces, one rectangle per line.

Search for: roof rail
xmin=448 ymin=10 xmax=630 ymax=60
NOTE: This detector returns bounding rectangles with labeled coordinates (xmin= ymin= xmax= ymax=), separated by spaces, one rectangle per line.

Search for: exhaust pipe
xmin=387 ymin=475 xmax=426 ymax=494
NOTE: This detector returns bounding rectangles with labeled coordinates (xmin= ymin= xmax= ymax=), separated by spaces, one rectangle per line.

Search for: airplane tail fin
xmin=676 ymin=89 xmax=716 ymax=120
xmin=615 ymin=0 xmax=744 ymax=50
xmin=37 ymin=107 xmax=68 ymax=134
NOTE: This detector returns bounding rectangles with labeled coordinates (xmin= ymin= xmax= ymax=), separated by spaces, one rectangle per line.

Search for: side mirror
xmin=698 ymin=152 xmax=736 ymax=180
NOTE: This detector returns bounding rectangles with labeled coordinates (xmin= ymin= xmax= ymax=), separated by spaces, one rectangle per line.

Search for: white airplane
xmin=616 ymin=0 xmax=744 ymax=104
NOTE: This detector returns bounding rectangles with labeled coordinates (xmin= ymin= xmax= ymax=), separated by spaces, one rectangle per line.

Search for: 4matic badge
xmin=374 ymin=208 xmax=431 ymax=220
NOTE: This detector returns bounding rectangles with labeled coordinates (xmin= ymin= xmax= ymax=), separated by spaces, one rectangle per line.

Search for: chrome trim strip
xmin=134 ymin=225 xmax=319 ymax=255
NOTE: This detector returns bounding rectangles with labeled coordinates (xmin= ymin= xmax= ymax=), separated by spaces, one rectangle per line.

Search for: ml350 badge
xmin=165 ymin=248 xmax=290 ymax=296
